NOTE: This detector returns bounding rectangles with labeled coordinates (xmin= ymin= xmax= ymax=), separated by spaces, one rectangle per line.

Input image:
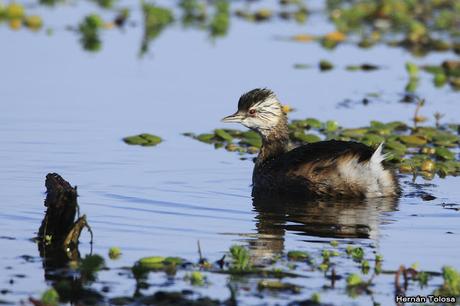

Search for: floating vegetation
xmin=325 ymin=0 xmax=460 ymax=55
xmin=287 ymin=250 xmax=310 ymax=261
xmin=319 ymin=60 xmax=334 ymax=71
xmin=23 ymin=176 xmax=460 ymax=305
xmin=290 ymin=31 xmax=347 ymax=49
xmin=229 ymin=245 xmax=252 ymax=272
xmin=39 ymin=288 xmax=59 ymax=306
xmin=123 ymin=133 xmax=162 ymax=146
xmin=435 ymin=266 xmax=460 ymax=296
xmin=78 ymin=14 xmax=104 ymax=52
xmin=236 ymin=1 xmax=308 ymax=24
xmin=140 ymin=3 xmax=174 ymax=56
xmin=421 ymin=60 xmax=460 ymax=90
xmin=209 ymin=0 xmax=230 ymax=38
xmin=296 ymin=61 xmax=380 ymax=72
xmin=90 ymin=0 xmax=117 ymax=9
xmin=345 ymin=63 xmax=379 ymax=71
xmin=186 ymin=114 xmax=460 ymax=178
xmin=28 ymin=241 xmax=460 ymax=305
xmin=108 ymin=247 xmax=122 ymax=260
xmin=257 ymin=280 xmax=301 ymax=293
xmin=0 ymin=2 xmax=43 ymax=31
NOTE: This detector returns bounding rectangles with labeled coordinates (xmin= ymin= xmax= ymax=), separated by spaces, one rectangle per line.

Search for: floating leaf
xmin=214 ymin=129 xmax=233 ymax=142
xmin=434 ymin=73 xmax=447 ymax=87
xmin=41 ymin=288 xmax=59 ymax=306
xmin=421 ymin=160 xmax=435 ymax=172
xmin=386 ymin=140 xmax=407 ymax=155
xmin=123 ymin=133 xmax=162 ymax=146
xmin=435 ymin=147 xmax=455 ymax=160
xmin=324 ymin=31 xmax=346 ymax=42
xmin=341 ymin=128 xmax=367 ymax=138
xmin=406 ymin=62 xmax=419 ymax=79
xmin=196 ymin=133 xmax=215 ymax=143
xmin=24 ymin=15 xmax=43 ymax=30
xmin=109 ymin=247 xmax=122 ymax=260
xmin=399 ymin=135 xmax=427 ymax=146
xmin=362 ymin=134 xmax=385 ymax=146
xmin=287 ymin=251 xmax=309 ymax=261
xmin=138 ymin=256 xmax=166 ymax=268
xmin=292 ymin=131 xmax=321 ymax=143
xmin=319 ymin=60 xmax=334 ymax=71
xmin=187 ymin=271 xmax=205 ymax=286
xmin=292 ymin=33 xmax=315 ymax=42
xmin=258 ymin=280 xmax=300 ymax=293
xmin=325 ymin=120 xmax=339 ymax=132
xmin=346 ymin=274 xmax=363 ymax=287
xmin=5 ymin=3 xmax=24 ymax=19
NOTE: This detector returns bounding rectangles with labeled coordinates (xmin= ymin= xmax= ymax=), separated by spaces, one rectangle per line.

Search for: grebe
xmin=222 ymin=88 xmax=400 ymax=198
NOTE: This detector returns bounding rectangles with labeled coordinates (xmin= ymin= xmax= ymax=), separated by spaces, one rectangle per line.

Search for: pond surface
xmin=0 ymin=1 xmax=459 ymax=305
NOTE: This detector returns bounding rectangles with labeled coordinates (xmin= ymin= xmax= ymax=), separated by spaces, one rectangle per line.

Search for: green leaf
xmin=399 ymin=135 xmax=427 ymax=146
xmin=292 ymin=131 xmax=321 ymax=143
xmin=214 ymin=129 xmax=233 ymax=142
xmin=108 ymin=247 xmax=121 ymax=260
xmin=41 ymin=288 xmax=59 ymax=306
xmin=406 ymin=62 xmax=419 ymax=78
xmin=325 ymin=120 xmax=339 ymax=132
xmin=196 ymin=133 xmax=215 ymax=143
xmin=346 ymin=273 xmax=363 ymax=287
xmin=138 ymin=256 xmax=166 ymax=269
xmin=123 ymin=133 xmax=162 ymax=146
xmin=319 ymin=60 xmax=334 ymax=71
xmin=287 ymin=250 xmax=310 ymax=261
xmin=435 ymin=147 xmax=455 ymax=160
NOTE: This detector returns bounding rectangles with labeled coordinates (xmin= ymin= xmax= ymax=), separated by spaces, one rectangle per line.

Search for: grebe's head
xmin=222 ymin=88 xmax=285 ymax=136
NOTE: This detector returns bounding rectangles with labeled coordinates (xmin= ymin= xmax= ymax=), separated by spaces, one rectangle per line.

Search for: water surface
xmin=1 ymin=1 xmax=459 ymax=305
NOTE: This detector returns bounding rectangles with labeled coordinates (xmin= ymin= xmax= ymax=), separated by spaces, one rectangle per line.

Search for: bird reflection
xmin=248 ymin=196 xmax=399 ymax=261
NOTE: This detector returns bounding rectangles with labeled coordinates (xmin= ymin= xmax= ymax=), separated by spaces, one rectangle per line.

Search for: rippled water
xmin=1 ymin=1 xmax=459 ymax=305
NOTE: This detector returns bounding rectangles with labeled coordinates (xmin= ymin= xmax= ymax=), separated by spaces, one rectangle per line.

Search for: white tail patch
xmin=370 ymin=142 xmax=389 ymax=165
xmin=338 ymin=142 xmax=396 ymax=197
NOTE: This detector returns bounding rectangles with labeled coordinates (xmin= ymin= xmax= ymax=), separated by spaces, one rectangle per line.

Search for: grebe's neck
xmin=255 ymin=115 xmax=289 ymax=165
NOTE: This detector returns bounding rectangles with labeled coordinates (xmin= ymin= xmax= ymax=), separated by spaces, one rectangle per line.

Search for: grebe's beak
xmin=221 ymin=112 xmax=244 ymax=123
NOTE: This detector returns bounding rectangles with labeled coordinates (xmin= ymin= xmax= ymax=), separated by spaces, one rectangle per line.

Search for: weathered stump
xmin=39 ymin=173 xmax=78 ymax=240
xmin=38 ymin=173 xmax=92 ymax=271
xmin=36 ymin=173 xmax=95 ymax=303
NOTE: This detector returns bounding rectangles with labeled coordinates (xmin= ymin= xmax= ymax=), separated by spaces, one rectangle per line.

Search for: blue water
xmin=0 ymin=1 xmax=459 ymax=305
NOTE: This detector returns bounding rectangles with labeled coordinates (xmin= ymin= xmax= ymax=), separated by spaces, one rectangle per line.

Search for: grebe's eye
xmin=248 ymin=109 xmax=256 ymax=115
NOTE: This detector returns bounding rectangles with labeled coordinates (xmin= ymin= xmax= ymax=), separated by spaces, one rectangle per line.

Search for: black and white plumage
xmin=222 ymin=88 xmax=400 ymax=199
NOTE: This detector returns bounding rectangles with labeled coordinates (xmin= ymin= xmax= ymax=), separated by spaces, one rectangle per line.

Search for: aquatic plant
xmin=185 ymin=271 xmax=205 ymax=286
xmin=0 ymin=2 xmax=44 ymax=32
xmin=80 ymin=254 xmax=105 ymax=282
xmin=187 ymin=115 xmax=460 ymax=179
xmin=325 ymin=0 xmax=460 ymax=55
xmin=257 ymin=280 xmax=301 ymax=293
xmin=108 ymin=247 xmax=121 ymax=259
xmin=422 ymin=60 xmax=460 ymax=90
xmin=40 ymin=288 xmax=59 ymax=306
xmin=287 ymin=250 xmax=310 ymax=261
xmin=90 ymin=0 xmax=117 ymax=9
xmin=123 ymin=133 xmax=162 ymax=146
xmin=78 ymin=14 xmax=104 ymax=52
xmin=435 ymin=266 xmax=460 ymax=296
xmin=319 ymin=60 xmax=334 ymax=71
xmin=140 ymin=2 xmax=174 ymax=55
xmin=209 ymin=0 xmax=230 ymax=38
xmin=229 ymin=245 xmax=252 ymax=271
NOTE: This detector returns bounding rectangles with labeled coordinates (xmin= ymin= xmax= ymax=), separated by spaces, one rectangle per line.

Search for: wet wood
xmin=39 ymin=173 xmax=78 ymax=241
xmin=38 ymin=173 xmax=90 ymax=259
